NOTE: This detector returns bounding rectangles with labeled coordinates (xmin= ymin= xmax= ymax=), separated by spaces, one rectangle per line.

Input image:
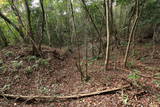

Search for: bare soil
xmin=0 ymin=43 xmax=160 ymax=107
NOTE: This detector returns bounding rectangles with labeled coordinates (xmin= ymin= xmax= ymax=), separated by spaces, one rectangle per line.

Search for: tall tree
xmin=123 ymin=0 xmax=140 ymax=67
xmin=39 ymin=0 xmax=46 ymax=50
xmin=69 ymin=0 xmax=76 ymax=47
xmin=24 ymin=0 xmax=41 ymax=56
xmin=104 ymin=0 xmax=111 ymax=70
xmin=80 ymin=0 xmax=103 ymax=54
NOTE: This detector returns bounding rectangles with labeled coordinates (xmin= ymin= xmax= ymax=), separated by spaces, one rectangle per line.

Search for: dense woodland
xmin=0 ymin=0 xmax=160 ymax=106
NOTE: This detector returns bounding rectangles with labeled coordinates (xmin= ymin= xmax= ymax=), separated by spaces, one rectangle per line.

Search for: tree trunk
xmin=80 ymin=0 xmax=103 ymax=55
xmin=45 ymin=13 xmax=51 ymax=46
xmin=104 ymin=0 xmax=110 ymax=70
xmin=69 ymin=0 xmax=76 ymax=47
xmin=39 ymin=0 xmax=46 ymax=51
xmin=0 ymin=11 xmax=25 ymax=40
xmin=24 ymin=0 xmax=41 ymax=56
xmin=123 ymin=0 xmax=140 ymax=67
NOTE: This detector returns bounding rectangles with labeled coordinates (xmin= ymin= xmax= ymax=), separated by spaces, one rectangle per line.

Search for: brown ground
xmin=0 ymin=43 xmax=160 ymax=107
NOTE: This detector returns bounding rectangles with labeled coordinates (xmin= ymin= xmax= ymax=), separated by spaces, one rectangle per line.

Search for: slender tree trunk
xmin=69 ymin=0 xmax=76 ymax=47
xmin=123 ymin=0 xmax=140 ymax=67
xmin=39 ymin=0 xmax=46 ymax=51
xmin=80 ymin=0 xmax=103 ymax=54
xmin=85 ymin=33 xmax=88 ymax=81
xmin=24 ymin=0 xmax=41 ymax=56
xmin=9 ymin=0 xmax=25 ymax=29
xmin=24 ymin=0 xmax=33 ymax=40
xmin=109 ymin=0 xmax=113 ymax=34
xmin=0 ymin=11 xmax=25 ymax=40
xmin=152 ymin=24 xmax=157 ymax=59
xmin=105 ymin=0 xmax=110 ymax=70
xmin=45 ymin=13 xmax=51 ymax=46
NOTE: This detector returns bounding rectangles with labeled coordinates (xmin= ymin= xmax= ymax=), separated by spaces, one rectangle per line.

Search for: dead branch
xmin=0 ymin=84 xmax=130 ymax=102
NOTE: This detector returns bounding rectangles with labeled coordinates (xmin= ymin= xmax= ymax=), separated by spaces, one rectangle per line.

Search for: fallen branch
xmin=0 ymin=84 xmax=130 ymax=102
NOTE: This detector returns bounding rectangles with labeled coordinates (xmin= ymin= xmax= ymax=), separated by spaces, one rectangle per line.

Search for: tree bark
xmin=8 ymin=0 xmax=25 ymax=29
xmin=105 ymin=0 xmax=110 ymax=70
xmin=39 ymin=0 xmax=46 ymax=50
xmin=123 ymin=0 xmax=140 ymax=67
xmin=69 ymin=0 xmax=76 ymax=47
xmin=0 ymin=11 xmax=25 ymax=40
xmin=80 ymin=0 xmax=103 ymax=54
xmin=24 ymin=0 xmax=41 ymax=56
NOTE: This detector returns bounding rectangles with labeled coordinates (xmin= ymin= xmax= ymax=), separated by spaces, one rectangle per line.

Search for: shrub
xmin=26 ymin=56 xmax=38 ymax=62
xmin=5 ymin=51 xmax=14 ymax=57
xmin=11 ymin=61 xmax=23 ymax=69
xmin=0 ymin=59 xmax=3 ymax=66
xmin=25 ymin=66 xmax=33 ymax=74
xmin=36 ymin=58 xmax=49 ymax=66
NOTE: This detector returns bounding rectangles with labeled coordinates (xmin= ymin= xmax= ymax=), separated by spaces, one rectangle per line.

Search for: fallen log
xmin=0 ymin=84 xmax=130 ymax=102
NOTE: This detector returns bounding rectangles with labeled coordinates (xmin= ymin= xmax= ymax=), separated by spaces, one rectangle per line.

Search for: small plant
xmin=131 ymin=50 xmax=139 ymax=57
xmin=4 ymin=51 xmax=14 ymax=57
xmin=156 ymin=94 xmax=160 ymax=102
xmin=122 ymin=94 xmax=129 ymax=105
xmin=128 ymin=70 xmax=141 ymax=80
xmin=140 ymin=57 xmax=145 ymax=62
xmin=154 ymin=73 xmax=160 ymax=78
xmin=120 ymin=41 xmax=128 ymax=47
xmin=1 ymin=84 xmax=11 ymax=91
xmin=26 ymin=56 xmax=38 ymax=62
xmin=128 ymin=69 xmax=141 ymax=86
xmin=127 ymin=61 xmax=135 ymax=68
xmin=153 ymin=80 xmax=160 ymax=88
xmin=32 ymin=64 xmax=39 ymax=69
xmin=39 ymin=86 xmax=49 ymax=94
xmin=0 ymin=59 xmax=3 ymax=66
xmin=0 ymin=65 xmax=7 ymax=74
xmin=25 ymin=66 xmax=33 ymax=74
xmin=36 ymin=58 xmax=49 ymax=66
xmin=11 ymin=61 xmax=23 ymax=69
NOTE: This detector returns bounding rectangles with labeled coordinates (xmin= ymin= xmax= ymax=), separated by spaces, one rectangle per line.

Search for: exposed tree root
xmin=0 ymin=84 xmax=130 ymax=102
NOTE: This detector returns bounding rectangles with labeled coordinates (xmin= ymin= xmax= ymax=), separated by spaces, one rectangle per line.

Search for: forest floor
xmin=0 ymin=43 xmax=160 ymax=107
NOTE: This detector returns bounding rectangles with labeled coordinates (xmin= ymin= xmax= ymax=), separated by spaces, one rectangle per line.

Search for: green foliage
xmin=32 ymin=64 xmax=39 ymax=69
xmin=26 ymin=56 xmax=38 ymax=62
xmin=153 ymin=80 xmax=160 ymax=88
xmin=128 ymin=70 xmax=141 ymax=80
xmin=120 ymin=41 xmax=128 ymax=47
xmin=131 ymin=50 xmax=139 ymax=57
xmin=140 ymin=57 xmax=145 ymax=62
xmin=1 ymin=84 xmax=11 ymax=91
xmin=36 ymin=58 xmax=49 ymax=66
xmin=89 ymin=56 xmax=101 ymax=61
xmin=4 ymin=51 xmax=14 ymax=57
xmin=126 ymin=61 xmax=135 ymax=68
xmin=39 ymin=86 xmax=49 ymax=94
xmin=154 ymin=73 xmax=160 ymax=78
xmin=128 ymin=70 xmax=141 ymax=87
xmin=0 ymin=59 xmax=3 ymax=66
xmin=25 ymin=66 xmax=33 ymax=74
xmin=0 ymin=65 xmax=6 ymax=73
xmin=11 ymin=60 xmax=23 ymax=69
xmin=156 ymin=94 xmax=160 ymax=102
